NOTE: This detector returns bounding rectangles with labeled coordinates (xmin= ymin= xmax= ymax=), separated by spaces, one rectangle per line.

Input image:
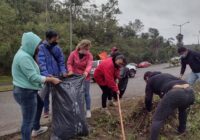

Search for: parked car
xmin=90 ymin=60 xmax=102 ymax=82
xmin=169 ymin=56 xmax=180 ymax=67
xmin=138 ymin=61 xmax=151 ymax=68
xmin=126 ymin=63 xmax=137 ymax=78
xmin=90 ymin=60 xmax=137 ymax=82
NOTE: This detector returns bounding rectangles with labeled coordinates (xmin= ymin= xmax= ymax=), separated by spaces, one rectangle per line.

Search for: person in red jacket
xmin=67 ymin=39 xmax=93 ymax=118
xmin=94 ymin=53 xmax=126 ymax=112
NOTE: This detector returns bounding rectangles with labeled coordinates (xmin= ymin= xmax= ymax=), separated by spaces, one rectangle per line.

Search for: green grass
xmin=0 ymin=75 xmax=12 ymax=92
xmin=0 ymin=76 xmax=12 ymax=84
xmin=0 ymin=85 xmax=13 ymax=92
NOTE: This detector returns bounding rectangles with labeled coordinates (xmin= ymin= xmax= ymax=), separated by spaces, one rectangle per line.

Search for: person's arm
xmin=20 ymin=57 xmax=62 ymax=85
xmin=104 ymin=65 xmax=119 ymax=92
xmin=66 ymin=52 xmax=74 ymax=74
xmin=145 ymin=82 xmax=154 ymax=112
xmin=180 ymin=59 xmax=186 ymax=77
xmin=37 ymin=46 xmax=50 ymax=76
xmin=84 ymin=53 xmax=93 ymax=76
xmin=54 ymin=47 xmax=67 ymax=75
xmin=19 ymin=57 xmax=46 ymax=83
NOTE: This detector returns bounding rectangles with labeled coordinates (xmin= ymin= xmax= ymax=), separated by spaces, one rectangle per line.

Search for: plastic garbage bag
xmin=51 ymin=75 xmax=89 ymax=140
xmin=38 ymin=83 xmax=52 ymax=101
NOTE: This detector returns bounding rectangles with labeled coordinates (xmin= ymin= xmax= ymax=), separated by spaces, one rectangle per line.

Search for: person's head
xmin=144 ymin=71 xmax=152 ymax=82
xmin=46 ymin=30 xmax=59 ymax=46
xmin=178 ymin=47 xmax=188 ymax=58
xmin=112 ymin=53 xmax=127 ymax=68
xmin=110 ymin=46 xmax=118 ymax=57
xmin=111 ymin=47 xmax=118 ymax=53
xmin=21 ymin=32 xmax=41 ymax=57
xmin=144 ymin=71 xmax=161 ymax=82
xmin=76 ymin=39 xmax=92 ymax=54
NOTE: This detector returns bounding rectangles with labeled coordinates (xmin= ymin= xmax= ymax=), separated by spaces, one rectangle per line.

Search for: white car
xmin=169 ymin=56 xmax=181 ymax=67
xmin=126 ymin=63 xmax=137 ymax=78
xmin=90 ymin=60 xmax=103 ymax=82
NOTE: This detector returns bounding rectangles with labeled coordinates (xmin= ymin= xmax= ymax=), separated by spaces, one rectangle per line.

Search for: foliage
xmin=0 ymin=0 xmax=176 ymax=74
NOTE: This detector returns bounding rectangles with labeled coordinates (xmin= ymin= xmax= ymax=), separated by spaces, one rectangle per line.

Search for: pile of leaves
xmin=2 ymin=91 xmax=200 ymax=140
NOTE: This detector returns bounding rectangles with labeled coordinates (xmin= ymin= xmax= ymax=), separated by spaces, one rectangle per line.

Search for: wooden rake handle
xmin=117 ymin=94 xmax=126 ymax=140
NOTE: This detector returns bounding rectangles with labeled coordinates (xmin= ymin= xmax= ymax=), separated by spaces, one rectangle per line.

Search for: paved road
xmin=0 ymin=64 xmax=191 ymax=136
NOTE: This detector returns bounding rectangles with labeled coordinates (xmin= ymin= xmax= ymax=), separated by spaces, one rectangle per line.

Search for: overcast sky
xmin=93 ymin=0 xmax=200 ymax=45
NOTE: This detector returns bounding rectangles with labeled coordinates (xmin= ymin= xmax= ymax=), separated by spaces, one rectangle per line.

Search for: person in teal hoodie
xmin=12 ymin=32 xmax=61 ymax=140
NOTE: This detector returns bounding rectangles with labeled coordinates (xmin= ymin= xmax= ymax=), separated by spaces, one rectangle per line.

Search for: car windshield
xmin=92 ymin=61 xmax=98 ymax=68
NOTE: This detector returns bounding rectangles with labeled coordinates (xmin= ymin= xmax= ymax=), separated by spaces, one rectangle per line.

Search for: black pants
xmin=150 ymin=88 xmax=195 ymax=140
xmin=99 ymin=86 xmax=113 ymax=108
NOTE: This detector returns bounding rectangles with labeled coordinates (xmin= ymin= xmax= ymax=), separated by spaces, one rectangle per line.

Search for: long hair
xmin=76 ymin=39 xmax=92 ymax=50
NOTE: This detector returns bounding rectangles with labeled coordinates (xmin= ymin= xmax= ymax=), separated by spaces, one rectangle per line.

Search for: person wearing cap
xmin=37 ymin=30 xmax=67 ymax=118
xmin=12 ymin=32 xmax=61 ymax=140
xmin=94 ymin=53 xmax=126 ymax=113
xmin=178 ymin=47 xmax=200 ymax=85
xmin=110 ymin=46 xmax=119 ymax=57
xmin=144 ymin=71 xmax=194 ymax=140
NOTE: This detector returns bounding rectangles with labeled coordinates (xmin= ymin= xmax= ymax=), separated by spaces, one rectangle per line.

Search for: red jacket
xmin=67 ymin=49 xmax=93 ymax=80
xmin=94 ymin=58 xmax=120 ymax=92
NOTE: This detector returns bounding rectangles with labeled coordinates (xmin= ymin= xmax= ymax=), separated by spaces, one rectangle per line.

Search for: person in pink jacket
xmin=67 ymin=39 xmax=93 ymax=118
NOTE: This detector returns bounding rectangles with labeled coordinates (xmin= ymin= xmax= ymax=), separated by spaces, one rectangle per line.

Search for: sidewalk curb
xmin=0 ymin=90 xmax=13 ymax=93
xmin=0 ymin=119 xmax=50 ymax=137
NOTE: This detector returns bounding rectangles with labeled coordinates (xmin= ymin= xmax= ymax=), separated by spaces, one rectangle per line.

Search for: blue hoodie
xmin=12 ymin=32 xmax=46 ymax=90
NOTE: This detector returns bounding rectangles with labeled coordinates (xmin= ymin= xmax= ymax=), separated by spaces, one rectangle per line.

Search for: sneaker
xmin=102 ymin=108 xmax=111 ymax=115
xmin=32 ymin=126 xmax=48 ymax=137
xmin=108 ymin=100 xmax=115 ymax=107
xmin=86 ymin=110 xmax=92 ymax=118
xmin=43 ymin=112 xmax=49 ymax=118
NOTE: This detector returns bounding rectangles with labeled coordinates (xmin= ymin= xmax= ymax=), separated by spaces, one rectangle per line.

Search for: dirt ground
xmin=2 ymin=91 xmax=200 ymax=140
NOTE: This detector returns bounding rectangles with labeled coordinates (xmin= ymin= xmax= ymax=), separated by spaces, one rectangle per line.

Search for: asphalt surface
xmin=0 ymin=63 xmax=191 ymax=136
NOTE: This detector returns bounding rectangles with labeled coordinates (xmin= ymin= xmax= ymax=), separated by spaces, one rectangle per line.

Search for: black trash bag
xmin=38 ymin=83 xmax=52 ymax=101
xmin=51 ymin=75 xmax=89 ymax=140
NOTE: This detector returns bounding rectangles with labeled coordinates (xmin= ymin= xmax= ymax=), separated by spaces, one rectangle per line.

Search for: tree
xmin=148 ymin=28 xmax=159 ymax=39
xmin=0 ymin=0 xmax=176 ymax=74
xmin=141 ymin=33 xmax=149 ymax=40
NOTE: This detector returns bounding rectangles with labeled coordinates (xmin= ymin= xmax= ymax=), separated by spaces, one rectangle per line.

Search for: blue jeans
xmin=44 ymin=92 xmax=50 ymax=113
xmin=84 ymin=80 xmax=91 ymax=110
xmin=187 ymin=72 xmax=200 ymax=85
xmin=13 ymin=86 xmax=44 ymax=140
xmin=43 ymin=83 xmax=52 ymax=113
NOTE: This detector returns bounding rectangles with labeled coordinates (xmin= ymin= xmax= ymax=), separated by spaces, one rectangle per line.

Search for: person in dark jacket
xmin=144 ymin=71 xmax=195 ymax=140
xmin=178 ymin=47 xmax=200 ymax=85
xmin=113 ymin=66 xmax=129 ymax=100
xmin=37 ymin=30 xmax=67 ymax=118
xmin=94 ymin=53 xmax=126 ymax=113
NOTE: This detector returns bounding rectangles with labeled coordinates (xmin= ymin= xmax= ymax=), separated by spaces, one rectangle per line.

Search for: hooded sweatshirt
xmin=94 ymin=58 xmax=120 ymax=92
xmin=12 ymin=32 xmax=46 ymax=90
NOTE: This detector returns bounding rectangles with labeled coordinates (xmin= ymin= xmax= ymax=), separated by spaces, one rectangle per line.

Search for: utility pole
xmin=172 ymin=21 xmax=190 ymax=47
xmin=199 ymin=30 xmax=200 ymax=47
xmin=173 ymin=21 xmax=190 ymax=34
xmin=69 ymin=0 xmax=73 ymax=52
xmin=194 ymin=31 xmax=200 ymax=47
xmin=45 ymin=0 xmax=48 ymax=23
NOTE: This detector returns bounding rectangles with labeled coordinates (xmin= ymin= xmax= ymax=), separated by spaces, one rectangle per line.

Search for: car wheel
xmin=129 ymin=69 xmax=136 ymax=78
